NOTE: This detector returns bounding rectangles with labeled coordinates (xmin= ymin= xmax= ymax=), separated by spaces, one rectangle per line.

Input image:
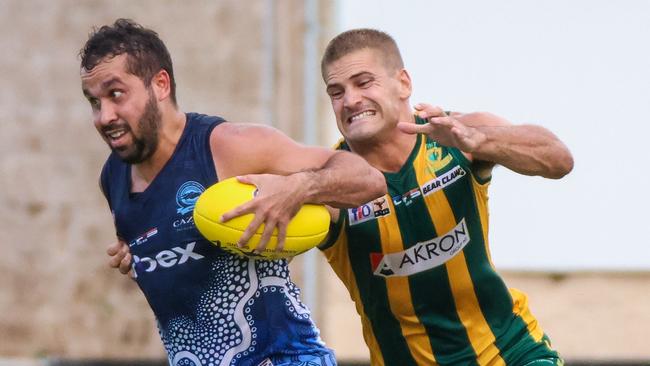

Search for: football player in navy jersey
xmin=80 ymin=19 xmax=385 ymax=366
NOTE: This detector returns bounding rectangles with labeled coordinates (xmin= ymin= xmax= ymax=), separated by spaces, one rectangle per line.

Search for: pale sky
xmin=336 ymin=0 xmax=650 ymax=270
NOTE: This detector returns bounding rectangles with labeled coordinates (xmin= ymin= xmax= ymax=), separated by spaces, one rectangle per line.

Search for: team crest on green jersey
xmin=425 ymin=140 xmax=453 ymax=173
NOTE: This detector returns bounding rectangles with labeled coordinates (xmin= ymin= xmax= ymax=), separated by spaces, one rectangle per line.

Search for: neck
xmin=348 ymin=113 xmax=418 ymax=173
xmin=132 ymin=109 xmax=186 ymax=187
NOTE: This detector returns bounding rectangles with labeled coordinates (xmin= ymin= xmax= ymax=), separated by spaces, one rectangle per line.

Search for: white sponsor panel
xmin=348 ymin=196 xmax=391 ymax=225
xmin=372 ymin=219 xmax=470 ymax=277
xmin=421 ymin=165 xmax=466 ymax=196
xmin=132 ymin=241 xmax=204 ymax=277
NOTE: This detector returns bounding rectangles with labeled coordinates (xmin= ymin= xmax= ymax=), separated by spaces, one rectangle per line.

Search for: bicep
xmin=456 ymin=112 xmax=511 ymax=128
xmin=271 ymin=144 xmax=334 ymax=175
xmin=210 ymin=123 xmax=334 ymax=177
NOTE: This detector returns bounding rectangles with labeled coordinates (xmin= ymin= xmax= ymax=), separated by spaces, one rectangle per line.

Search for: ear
xmin=151 ymin=69 xmax=171 ymax=102
xmin=397 ymin=68 xmax=412 ymax=100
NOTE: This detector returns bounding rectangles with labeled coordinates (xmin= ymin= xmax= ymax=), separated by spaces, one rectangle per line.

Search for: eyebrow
xmin=327 ymin=71 xmax=374 ymax=88
xmin=82 ymin=76 xmax=124 ymax=98
xmin=101 ymin=77 xmax=124 ymax=90
xmin=350 ymin=71 xmax=373 ymax=80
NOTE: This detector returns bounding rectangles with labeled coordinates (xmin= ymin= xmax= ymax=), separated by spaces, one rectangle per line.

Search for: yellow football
xmin=193 ymin=177 xmax=330 ymax=259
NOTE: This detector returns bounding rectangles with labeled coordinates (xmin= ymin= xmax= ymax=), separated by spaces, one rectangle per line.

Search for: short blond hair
xmin=321 ymin=28 xmax=404 ymax=79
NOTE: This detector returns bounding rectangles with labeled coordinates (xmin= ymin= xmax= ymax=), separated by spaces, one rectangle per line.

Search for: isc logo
xmin=349 ymin=204 xmax=373 ymax=221
xmin=348 ymin=197 xmax=391 ymax=226
xmin=132 ymin=242 xmax=204 ymax=277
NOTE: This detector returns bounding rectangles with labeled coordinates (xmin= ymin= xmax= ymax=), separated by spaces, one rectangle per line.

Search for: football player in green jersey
xmin=319 ymin=28 xmax=573 ymax=366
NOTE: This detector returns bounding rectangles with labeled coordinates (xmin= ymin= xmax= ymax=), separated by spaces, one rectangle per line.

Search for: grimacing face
xmin=324 ymin=48 xmax=406 ymax=144
xmin=81 ymin=54 xmax=162 ymax=164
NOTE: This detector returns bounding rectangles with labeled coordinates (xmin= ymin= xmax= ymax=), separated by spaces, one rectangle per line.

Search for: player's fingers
xmin=429 ymin=116 xmax=455 ymax=127
xmin=119 ymin=253 xmax=132 ymax=274
xmin=106 ymin=241 xmax=122 ymax=256
xmin=221 ymin=200 xmax=254 ymax=222
xmin=236 ymin=174 xmax=257 ymax=186
xmin=255 ymin=220 xmax=277 ymax=254
xmin=238 ymin=215 xmax=264 ymax=247
xmin=413 ymin=103 xmax=438 ymax=112
xmin=397 ymin=121 xmax=431 ymax=135
xmin=414 ymin=104 xmax=446 ymax=119
xmin=275 ymin=222 xmax=287 ymax=253
xmin=108 ymin=247 xmax=127 ymax=268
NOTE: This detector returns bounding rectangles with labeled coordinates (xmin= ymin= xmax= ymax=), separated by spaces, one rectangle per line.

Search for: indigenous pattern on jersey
xmin=100 ymin=113 xmax=332 ymax=366
xmin=321 ymin=116 xmax=560 ymax=366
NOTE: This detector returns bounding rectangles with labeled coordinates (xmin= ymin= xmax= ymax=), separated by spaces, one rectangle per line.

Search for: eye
xmin=87 ymin=97 xmax=100 ymax=110
xmin=358 ymin=78 xmax=372 ymax=88
xmin=330 ymin=91 xmax=343 ymax=99
xmin=327 ymin=88 xmax=343 ymax=99
xmin=110 ymin=90 xmax=124 ymax=99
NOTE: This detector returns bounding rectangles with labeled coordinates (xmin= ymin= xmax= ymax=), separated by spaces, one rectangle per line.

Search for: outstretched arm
xmin=213 ymin=122 xmax=386 ymax=252
xmin=398 ymin=104 xmax=574 ymax=180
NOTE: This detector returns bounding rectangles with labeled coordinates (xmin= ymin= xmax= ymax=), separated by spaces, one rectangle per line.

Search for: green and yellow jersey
xmin=321 ymin=117 xmax=559 ymax=366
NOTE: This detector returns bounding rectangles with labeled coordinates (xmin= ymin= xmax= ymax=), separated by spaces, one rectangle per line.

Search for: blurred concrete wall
xmin=0 ymin=0 xmax=647 ymax=362
xmin=0 ymin=0 xmax=335 ymax=359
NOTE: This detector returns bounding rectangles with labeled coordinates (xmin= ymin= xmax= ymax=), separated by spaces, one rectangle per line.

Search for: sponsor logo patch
xmin=370 ymin=218 xmax=470 ymax=277
xmin=348 ymin=196 xmax=391 ymax=226
xmin=132 ymin=241 xmax=204 ymax=277
xmin=391 ymin=187 xmax=422 ymax=207
xmin=421 ymin=165 xmax=466 ymax=196
xmin=128 ymin=227 xmax=158 ymax=247
xmin=176 ymin=181 xmax=205 ymax=215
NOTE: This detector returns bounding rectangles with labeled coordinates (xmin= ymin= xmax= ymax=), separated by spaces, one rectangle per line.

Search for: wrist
xmin=288 ymin=170 xmax=319 ymax=204
xmin=467 ymin=126 xmax=489 ymax=154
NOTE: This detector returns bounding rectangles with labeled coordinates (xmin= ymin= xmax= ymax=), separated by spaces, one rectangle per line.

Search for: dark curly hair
xmin=79 ymin=18 xmax=177 ymax=105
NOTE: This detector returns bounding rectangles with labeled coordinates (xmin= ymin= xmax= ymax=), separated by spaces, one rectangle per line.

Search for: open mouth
xmin=347 ymin=110 xmax=375 ymax=124
xmin=103 ymin=127 xmax=130 ymax=147
xmin=106 ymin=129 xmax=126 ymax=140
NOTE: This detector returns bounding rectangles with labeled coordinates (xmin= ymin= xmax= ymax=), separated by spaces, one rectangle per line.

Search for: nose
xmin=96 ymin=101 xmax=118 ymax=127
xmin=342 ymin=87 xmax=362 ymax=109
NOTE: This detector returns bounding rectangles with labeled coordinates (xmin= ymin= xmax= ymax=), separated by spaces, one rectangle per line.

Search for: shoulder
xmin=100 ymin=152 xmax=124 ymax=179
xmin=210 ymin=122 xmax=288 ymax=150
xmin=99 ymin=152 xmax=126 ymax=201
xmin=187 ymin=112 xmax=225 ymax=125
xmin=209 ymin=122 xmax=301 ymax=177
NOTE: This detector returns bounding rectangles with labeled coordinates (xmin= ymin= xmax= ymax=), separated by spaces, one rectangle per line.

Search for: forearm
xmin=291 ymin=151 xmax=386 ymax=208
xmin=471 ymin=124 xmax=574 ymax=179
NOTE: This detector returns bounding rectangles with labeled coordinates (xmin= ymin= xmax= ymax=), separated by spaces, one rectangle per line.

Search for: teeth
xmin=107 ymin=130 xmax=126 ymax=140
xmin=350 ymin=111 xmax=374 ymax=122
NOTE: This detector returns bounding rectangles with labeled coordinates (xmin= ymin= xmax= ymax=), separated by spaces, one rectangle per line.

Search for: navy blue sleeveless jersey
xmin=99 ymin=113 xmax=333 ymax=366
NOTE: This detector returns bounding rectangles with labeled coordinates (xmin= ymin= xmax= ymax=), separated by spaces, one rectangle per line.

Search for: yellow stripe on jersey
xmin=510 ymin=288 xmax=545 ymax=342
xmin=471 ymin=176 xmax=496 ymax=269
xmin=377 ymin=197 xmax=436 ymax=366
xmin=322 ymin=228 xmax=385 ymax=366
xmin=413 ymin=139 xmax=505 ymax=366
